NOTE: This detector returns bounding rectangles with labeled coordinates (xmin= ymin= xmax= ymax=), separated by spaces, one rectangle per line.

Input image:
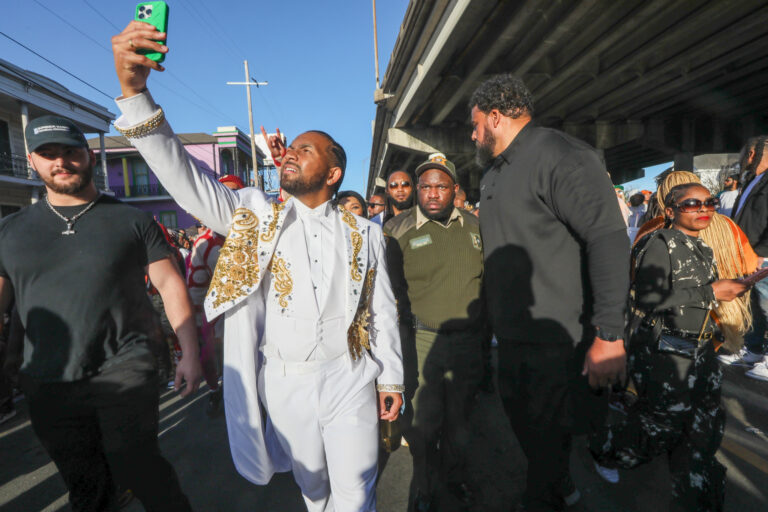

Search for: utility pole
xmin=227 ymin=60 xmax=268 ymax=189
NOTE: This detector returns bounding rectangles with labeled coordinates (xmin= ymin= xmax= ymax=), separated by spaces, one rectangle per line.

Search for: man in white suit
xmin=111 ymin=21 xmax=404 ymax=511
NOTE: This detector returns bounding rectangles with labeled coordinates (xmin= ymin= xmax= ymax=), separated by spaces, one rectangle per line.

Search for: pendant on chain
xmin=62 ymin=223 xmax=76 ymax=235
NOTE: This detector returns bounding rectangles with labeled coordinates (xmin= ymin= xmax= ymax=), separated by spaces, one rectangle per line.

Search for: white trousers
xmin=258 ymin=354 xmax=379 ymax=512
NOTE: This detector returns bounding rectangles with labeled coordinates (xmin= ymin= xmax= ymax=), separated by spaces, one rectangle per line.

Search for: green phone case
xmin=134 ymin=1 xmax=169 ymax=63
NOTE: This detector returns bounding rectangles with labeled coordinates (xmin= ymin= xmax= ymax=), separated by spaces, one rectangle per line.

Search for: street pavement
xmin=1 ymin=357 xmax=767 ymax=511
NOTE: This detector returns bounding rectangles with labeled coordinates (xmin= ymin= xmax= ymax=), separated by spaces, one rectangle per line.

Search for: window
xmin=131 ymin=159 xmax=150 ymax=195
xmin=0 ymin=120 xmax=11 ymax=157
xmin=158 ymin=210 xmax=177 ymax=229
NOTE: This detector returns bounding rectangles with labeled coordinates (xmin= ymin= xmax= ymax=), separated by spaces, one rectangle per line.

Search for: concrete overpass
xmin=368 ymin=0 xmax=768 ymax=198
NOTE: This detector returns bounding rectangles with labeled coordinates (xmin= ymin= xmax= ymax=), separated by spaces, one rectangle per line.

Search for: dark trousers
xmin=590 ymin=339 xmax=726 ymax=511
xmin=496 ymin=340 xmax=604 ymax=512
xmin=405 ymin=329 xmax=484 ymax=508
xmin=20 ymin=355 xmax=192 ymax=512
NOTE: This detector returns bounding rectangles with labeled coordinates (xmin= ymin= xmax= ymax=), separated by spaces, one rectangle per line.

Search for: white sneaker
xmin=593 ymin=461 xmax=620 ymax=484
xmin=745 ymin=359 xmax=768 ymax=382
xmin=717 ymin=347 xmax=763 ymax=366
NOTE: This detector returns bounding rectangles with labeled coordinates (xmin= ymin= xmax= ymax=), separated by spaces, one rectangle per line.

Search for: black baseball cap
xmin=25 ymin=115 xmax=88 ymax=153
xmin=414 ymin=152 xmax=457 ymax=183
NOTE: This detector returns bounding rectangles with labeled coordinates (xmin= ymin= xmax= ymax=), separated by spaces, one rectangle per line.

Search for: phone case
xmin=134 ymin=1 xmax=169 ymax=63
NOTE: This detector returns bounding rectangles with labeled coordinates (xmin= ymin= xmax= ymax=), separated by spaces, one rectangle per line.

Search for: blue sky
xmin=2 ymin=0 xmax=410 ymax=195
xmin=620 ymin=162 xmax=672 ymax=192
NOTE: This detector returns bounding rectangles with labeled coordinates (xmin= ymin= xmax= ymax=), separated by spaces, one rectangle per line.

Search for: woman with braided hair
xmin=633 ymin=171 xmax=755 ymax=352
xmin=591 ymin=183 xmax=750 ymax=511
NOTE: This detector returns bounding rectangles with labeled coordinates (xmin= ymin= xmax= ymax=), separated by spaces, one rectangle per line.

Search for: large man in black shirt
xmin=469 ymin=75 xmax=630 ymax=511
xmin=0 ymin=115 xmax=202 ymax=511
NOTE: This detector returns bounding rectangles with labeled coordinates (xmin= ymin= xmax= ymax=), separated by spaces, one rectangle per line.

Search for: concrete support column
xmin=99 ymin=132 xmax=110 ymax=192
xmin=674 ymin=152 xmax=694 ymax=171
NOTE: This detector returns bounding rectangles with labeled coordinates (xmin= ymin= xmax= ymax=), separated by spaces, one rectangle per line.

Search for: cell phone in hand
xmin=740 ymin=266 xmax=768 ymax=286
xmin=134 ymin=1 xmax=169 ymax=63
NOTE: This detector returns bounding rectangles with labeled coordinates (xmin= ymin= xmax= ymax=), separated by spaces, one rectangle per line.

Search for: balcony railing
xmin=111 ymin=183 xmax=170 ymax=198
xmin=0 ymin=153 xmax=37 ymax=180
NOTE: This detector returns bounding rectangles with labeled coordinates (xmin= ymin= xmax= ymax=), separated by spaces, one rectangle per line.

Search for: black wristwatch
xmin=594 ymin=326 xmax=622 ymax=342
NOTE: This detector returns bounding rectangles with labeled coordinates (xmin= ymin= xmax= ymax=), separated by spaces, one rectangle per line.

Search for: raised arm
xmin=111 ymin=21 xmax=267 ymax=234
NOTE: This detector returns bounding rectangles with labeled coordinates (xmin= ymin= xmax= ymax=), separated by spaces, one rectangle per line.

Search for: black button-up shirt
xmin=479 ymin=122 xmax=630 ymax=345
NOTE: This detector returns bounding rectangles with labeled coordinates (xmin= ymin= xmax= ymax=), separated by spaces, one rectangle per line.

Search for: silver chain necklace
xmin=45 ymin=194 xmax=100 ymax=235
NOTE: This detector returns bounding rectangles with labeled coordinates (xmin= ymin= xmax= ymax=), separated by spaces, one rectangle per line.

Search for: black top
xmin=0 ymin=195 xmax=173 ymax=382
xmin=479 ymin=123 xmax=630 ymax=345
xmin=632 ymin=229 xmax=716 ymax=335
xmin=732 ymin=171 xmax=768 ymax=257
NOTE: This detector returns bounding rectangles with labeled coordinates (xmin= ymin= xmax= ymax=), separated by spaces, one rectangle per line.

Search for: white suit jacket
xmin=115 ymin=91 xmax=404 ymax=485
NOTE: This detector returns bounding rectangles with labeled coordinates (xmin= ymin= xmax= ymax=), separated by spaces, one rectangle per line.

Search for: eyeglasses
xmin=388 ymin=181 xmax=412 ymax=189
xmin=673 ymin=197 xmax=720 ymax=213
xmin=367 ymin=202 xmax=384 ymax=208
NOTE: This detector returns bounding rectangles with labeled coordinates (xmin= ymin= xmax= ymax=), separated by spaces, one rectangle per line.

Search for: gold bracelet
xmin=114 ymin=106 xmax=165 ymax=138
xmin=376 ymin=384 xmax=405 ymax=393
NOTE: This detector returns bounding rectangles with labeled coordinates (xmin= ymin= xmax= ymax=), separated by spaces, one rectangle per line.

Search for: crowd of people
xmin=0 ymin=18 xmax=767 ymax=512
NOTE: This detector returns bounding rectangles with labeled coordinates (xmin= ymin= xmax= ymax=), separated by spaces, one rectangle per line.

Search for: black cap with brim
xmin=25 ymin=115 xmax=88 ymax=153
xmin=414 ymin=153 xmax=457 ymax=183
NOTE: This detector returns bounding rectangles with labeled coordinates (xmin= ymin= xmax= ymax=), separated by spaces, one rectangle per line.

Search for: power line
xmin=31 ymin=0 xmax=237 ymax=125
xmin=33 ymin=0 xmax=112 ymax=53
xmin=80 ymin=0 xmax=240 ymax=125
xmin=191 ymin=0 xmax=243 ymax=61
xmin=82 ymin=0 xmax=121 ymax=31
xmin=0 ymin=31 xmax=112 ymax=100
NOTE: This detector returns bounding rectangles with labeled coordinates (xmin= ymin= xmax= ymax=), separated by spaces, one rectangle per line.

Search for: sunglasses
xmin=673 ymin=197 xmax=719 ymax=213
xmin=367 ymin=202 xmax=384 ymax=208
xmin=388 ymin=181 xmax=412 ymax=189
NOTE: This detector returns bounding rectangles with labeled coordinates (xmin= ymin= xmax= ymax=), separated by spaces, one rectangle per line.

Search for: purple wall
xmin=97 ymin=143 xmax=221 ymax=230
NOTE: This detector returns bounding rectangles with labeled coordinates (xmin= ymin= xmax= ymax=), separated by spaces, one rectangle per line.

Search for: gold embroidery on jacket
xmin=348 ymin=268 xmax=376 ymax=359
xmin=207 ymin=208 xmax=260 ymax=309
xmin=350 ymin=231 xmax=363 ymax=282
xmin=260 ymin=202 xmax=285 ymax=242
xmin=268 ymin=256 xmax=293 ymax=309
xmin=340 ymin=204 xmax=359 ymax=231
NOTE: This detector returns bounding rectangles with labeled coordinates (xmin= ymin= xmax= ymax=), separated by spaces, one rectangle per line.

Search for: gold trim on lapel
xmin=206 ymin=208 xmax=261 ymax=311
xmin=204 ymin=200 xmax=292 ymax=319
xmin=348 ymin=268 xmax=376 ymax=359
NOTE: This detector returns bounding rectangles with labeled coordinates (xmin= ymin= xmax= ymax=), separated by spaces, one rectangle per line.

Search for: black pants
xmin=590 ymin=339 xmax=726 ymax=511
xmin=20 ymin=355 xmax=192 ymax=512
xmin=496 ymin=340 xmax=605 ymax=512
xmin=405 ymin=329 xmax=485 ymax=508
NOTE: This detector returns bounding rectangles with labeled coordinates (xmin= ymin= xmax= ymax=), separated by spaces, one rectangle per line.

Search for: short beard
xmin=42 ymin=162 xmax=94 ymax=195
xmin=389 ymin=195 xmax=414 ymax=212
xmin=281 ymin=171 xmax=326 ymax=196
xmin=418 ymin=203 xmax=453 ymax=223
xmin=474 ymin=130 xmax=497 ymax=168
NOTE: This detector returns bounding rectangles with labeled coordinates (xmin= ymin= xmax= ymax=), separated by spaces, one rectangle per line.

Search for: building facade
xmin=89 ymin=127 xmax=264 ymax=230
xmin=0 ymin=58 xmax=114 ymax=218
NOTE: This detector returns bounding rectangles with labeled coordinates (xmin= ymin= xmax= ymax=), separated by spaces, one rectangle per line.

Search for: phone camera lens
xmin=139 ymin=5 xmax=145 ymax=12
xmin=138 ymin=13 xmax=145 ymax=19
xmin=146 ymin=8 xmax=153 ymax=15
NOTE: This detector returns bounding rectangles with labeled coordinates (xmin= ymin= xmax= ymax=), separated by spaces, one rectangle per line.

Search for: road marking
xmin=720 ymin=437 xmax=768 ymax=475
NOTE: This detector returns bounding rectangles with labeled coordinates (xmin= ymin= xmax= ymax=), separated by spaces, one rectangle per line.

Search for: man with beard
xmin=0 ymin=115 xmax=202 ymax=511
xmin=470 ymin=74 xmax=629 ymax=511
xmin=374 ymin=168 xmax=415 ymax=225
xmin=384 ymin=153 xmax=486 ymax=510
xmin=110 ymin=20 xmax=403 ymax=511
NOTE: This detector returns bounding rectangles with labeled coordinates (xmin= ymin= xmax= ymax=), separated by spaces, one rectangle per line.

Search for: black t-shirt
xmin=0 ymin=195 xmax=173 ymax=382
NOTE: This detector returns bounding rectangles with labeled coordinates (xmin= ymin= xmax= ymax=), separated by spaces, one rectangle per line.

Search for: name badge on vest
xmin=409 ymin=234 xmax=433 ymax=250
xmin=470 ymin=232 xmax=482 ymax=250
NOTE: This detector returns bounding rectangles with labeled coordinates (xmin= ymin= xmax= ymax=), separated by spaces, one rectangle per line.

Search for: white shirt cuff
xmin=114 ymin=90 xmax=160 ymax=127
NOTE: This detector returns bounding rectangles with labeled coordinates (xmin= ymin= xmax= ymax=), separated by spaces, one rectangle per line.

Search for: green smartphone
xmin=134 ymin=1 xmax=169 ymax=63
